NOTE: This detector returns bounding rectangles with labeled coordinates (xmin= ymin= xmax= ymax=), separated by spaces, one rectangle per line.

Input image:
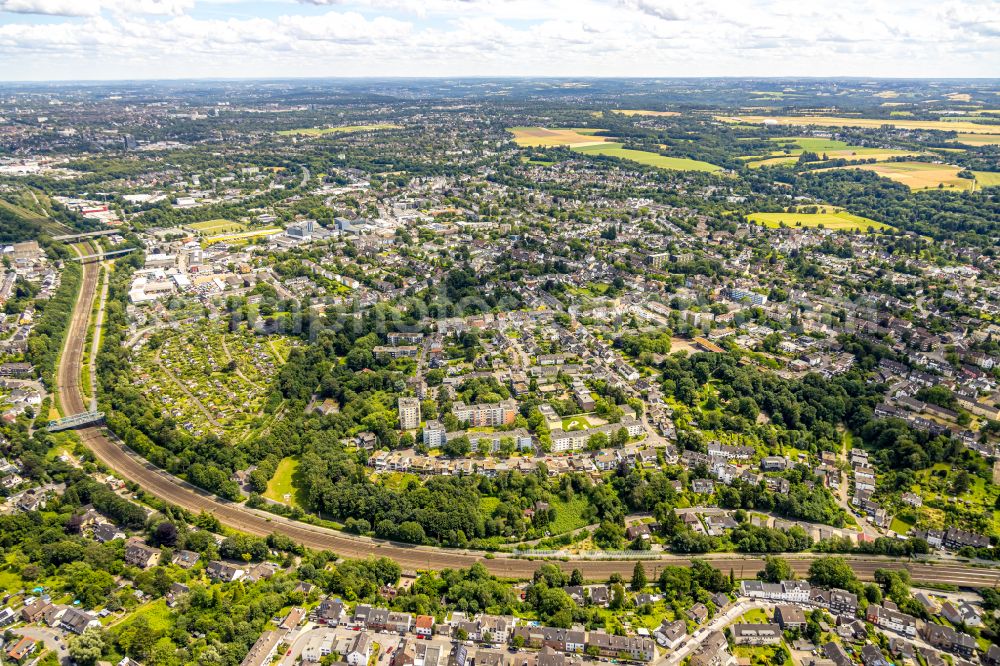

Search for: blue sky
xmin=0 ymin=0 xmax=998 ymax=81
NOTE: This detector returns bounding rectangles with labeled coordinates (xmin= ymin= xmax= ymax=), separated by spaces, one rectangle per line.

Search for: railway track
xmin=56 ymin=257 xmax=1000 ymax=585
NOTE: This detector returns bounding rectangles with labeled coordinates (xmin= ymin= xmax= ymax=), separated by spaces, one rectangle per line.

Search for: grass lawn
xmin=562 ymin=415 xmax=591 ymax=431
xmin=264 ymin=457 xmax=301 ymax=507
xmin=748 ymin=209 xmax=892 ymax=232
xmin=571 ymin=142 xmax=722 ymax=172
xmin=890 ymin=515 xmax=915 ymax=535
xmin=185 ymin=219 xmax=246 ymax=234
xmin=739 ymin=608 xmax=771 ymax=623
xmin=379 ymin=472 xmax=420 ymax=491
xmin=746 ymin=136 xmax=920 ymax=168
xmin=733 ymin=645 xmax=782 ymax=663
xmin=278 ymin=124 xmax=401 ymax=136
xmin=110 ymin=599 xmax=172 ymax=632
xmin=974 ymin=171 xmax=1000 ymax=187
xmin=548 ymin=495 xmax=592 ymax=535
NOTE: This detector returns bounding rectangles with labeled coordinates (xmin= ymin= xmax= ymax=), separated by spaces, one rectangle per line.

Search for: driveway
xmin=16 ymin=626 xmax=71 ymax=664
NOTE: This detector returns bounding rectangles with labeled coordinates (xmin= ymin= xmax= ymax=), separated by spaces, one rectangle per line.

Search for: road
xmin=54 ymin=257 xmax=1000 ymax=585
xmin=661 ymin=600 xmax=764 ymax=666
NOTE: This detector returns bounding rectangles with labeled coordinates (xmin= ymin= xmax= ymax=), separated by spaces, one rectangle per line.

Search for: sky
xmin=0 ymin=0 xmax=998 ymax=81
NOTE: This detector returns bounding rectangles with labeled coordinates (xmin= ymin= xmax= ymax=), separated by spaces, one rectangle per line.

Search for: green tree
xmin=759 ymin=556 xmax=793 ymax=584
xmin=68 ymin=628 xmax=105 ymax=666
xmin=631 ymin=562 xmax=648 ymax=591
xmin=808 ymin=556 xmax=861 ymax=594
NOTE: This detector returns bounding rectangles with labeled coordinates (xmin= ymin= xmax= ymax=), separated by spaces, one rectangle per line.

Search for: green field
xmin=548 ymin=495 xmax=592 ymax=534
xmin=264 ymin=457 xmax=301 ymax=507
xmin=107 ymin=600 xmax=173 ymax=637
xmin=974 ymin=171 xmax=1000 ymax=187
xmin=0 ymin=569 xmax=23 ymax=593
xmin=890 ymin=515 xmax=915 ymax=535
xmin=748 ymin=209 xmax=893 ymax=232
xmin=745 ymin=136 xmax=920 ymax=168
xmin=278 ymin=124 xmax=401 ymax=136
xmin=572 ymin=142 xmax=722 ymax=172
xmin=185 ymin=219 xmax=246 ymax=234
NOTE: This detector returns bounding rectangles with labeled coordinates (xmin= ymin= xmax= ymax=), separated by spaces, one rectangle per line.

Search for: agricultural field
xmin=748 ymin=208 xmax=892 ymax=232
xmin=277 ymin=124 xmax=401 ymax=136
xmin=132 ymin=320 xmax=297 ymax=440
xmin=720 ymin=114 xmax=1000 ymax=133
xmin=572 ymin=143 xmax=723 ymax=172
xmin=610 ymin=109 xmax=680 ymax=117
xmin=973 ymin=171 xmax=1000 ymax=187
xmin=827 ymin=161 xmax=975 ymax=191
xmin=949 ymin=133 xmax=1000 ymax=146
xmin=509 ymin=126 xmax=609 ymax=147
xmin=184 ymin=219 xmax=246 ymax=235
xmin=510 ymin=127 xmax=721 ymax=171
xmin=744 ymin=136 xmax=921 ymax=168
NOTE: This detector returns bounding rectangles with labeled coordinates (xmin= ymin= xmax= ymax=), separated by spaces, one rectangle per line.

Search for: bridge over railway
xmin=47 ymin=411 xmax=104 ymax=432
xmin=68 ymin=247 xmax=137 ymax=262
xmin=51 ymin=229 xmax=121 ymax=241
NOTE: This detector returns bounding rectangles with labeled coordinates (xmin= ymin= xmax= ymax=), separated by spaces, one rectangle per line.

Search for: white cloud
xmin=0 ymin=0 xmax=997 ymax=79
xmin=0 ymin=0 xmax=194 ymax=16
xmin=617 ymin=0 xmax=686 ymax=21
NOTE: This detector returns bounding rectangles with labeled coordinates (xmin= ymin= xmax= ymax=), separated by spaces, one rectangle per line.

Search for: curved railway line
xmin=56 ymin=256 xmax=1000 ymax=585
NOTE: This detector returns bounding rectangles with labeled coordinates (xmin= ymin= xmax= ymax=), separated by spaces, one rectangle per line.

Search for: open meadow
xmin=572 ymin=142 xmax=722 ymax=172
xmin=184 ymin=219 xmax=246 ymax=235
xmin=264 ymin=456 xmax=302 ymax=507
xmin=748 ymin=208 xmax=893 ymax=232
xmin=511 ymin=127 xmax=722 ymax=171
xmin=745 ymin=136 xmax=922 ymax=168
xmin=974 ymin=171 xmax=1000 ymax=188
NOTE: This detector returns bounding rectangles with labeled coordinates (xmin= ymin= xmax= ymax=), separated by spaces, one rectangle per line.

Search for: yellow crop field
xmin=748 ymin=209 xmax=892 ymax=232
xmin=949 ymin=133 xmax=1000 ymax=147
xmin=612 ymin=110 xmax=681 ymax=117
xmin=829 ymin=161 xmax=974 ymax=191
xmin=509 ymin=126 xmax=610 ymax=147
xmin=719 ymin=115 xmax=1000 ymax=134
